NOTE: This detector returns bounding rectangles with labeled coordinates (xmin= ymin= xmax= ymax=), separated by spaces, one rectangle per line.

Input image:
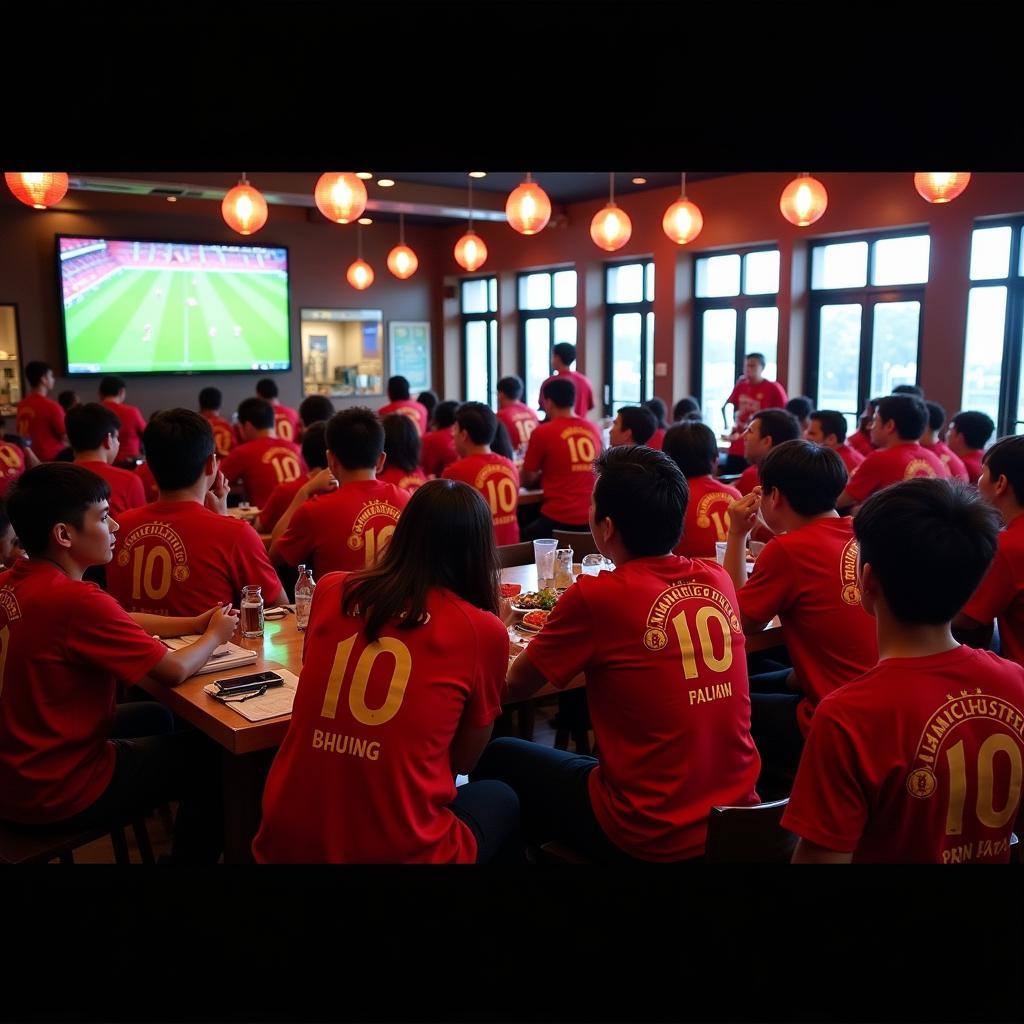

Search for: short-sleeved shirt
xmin=0 ymin=441 xmax=27 ymax=498
xmin=522 ymin=415 xmax=603 ymax=524
xmin=271 ymin=403 xmax=302 ymax=444
xmin=834 ymin=442 xmax=865 ymax=476
xmin=725 ymin=380 xmax=788 ymax=456
xmin=962 ymin=449 xmax=984 ymax=485
xmin=847 ymin=431 xmax=875 ymax=458
xmin=258 ymin=476 xmax=307 ymax=534
xmin=219 ymin=435 xmax=306 ymax=508
xmin=16 ymin=393 xmax=65 ymax=461
xmin=100 ymin=399 xmax=147 ymax=460
xmin=924 ymin=440 xmax=968 ymax=482
xmin=523 ymin=555 xmax=761 ymax=861
xmin=737 ymin=516 xmax=878 ymax=734
xmin=736 ymin=464 xmax=759 ymax=496
xmin=75 ymin=459 xmax=146 ymax=520
xmin=0 ymin=560 xmax=168 ymax=823
xmin=538 ymin=369 xmax=595 ymax=419
xmin=107 ymin=499 xmax=283 ymax=615
xmin=420 ymin=428 xmax=458 ymax=478
xmin=675 ymin=475 xmax=742 ymax=559
xmin=443 ymin=453 xmax=521 ymax=545
xmin=135 ymin=461 xmax=160 ymax=503
xmin=379 ymin=465 xmax=427 ymax=493
xmin=497 ymin=402 xmax=540 ymax=449
xmin=275 ymin=479 xmax=411 ymax=575
xmin=378 ymin=400 xmax=429 ymax=436
xmin=201 ymin=411 xmax=235 ymax=456
xmin=962 ymin=514 xmax=1024 ymax=667
xmin=782 ymin=645 xmax=1024 ymax=863
xmin=252 ymin=572 xmax=508 ymax=863
xmin=843 ymin=443 xmax=949 ymax=504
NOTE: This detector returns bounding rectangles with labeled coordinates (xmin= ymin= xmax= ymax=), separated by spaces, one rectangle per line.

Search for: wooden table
xmin=518 ymin=487 xmax=543 ymax=506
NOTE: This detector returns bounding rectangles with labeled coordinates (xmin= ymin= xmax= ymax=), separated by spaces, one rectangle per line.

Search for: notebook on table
xmin=158 ymin=635 xmax=258 ymax=674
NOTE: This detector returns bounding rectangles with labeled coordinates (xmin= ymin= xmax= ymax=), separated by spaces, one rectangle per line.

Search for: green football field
xmin=64 ymin=268 xmax=290 ymax=372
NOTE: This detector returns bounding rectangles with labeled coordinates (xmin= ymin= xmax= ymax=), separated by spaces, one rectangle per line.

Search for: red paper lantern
xmin=314 ymin=172 xmax=368 ymax=223
xmin=222 ymin=178 xmax=268 ymax=235
xmin=662 ymin=197 xmax=704 ymax=245
xmin=505 ymin=174 xmax=551 ymax=235
xmin=590 ymin=203 xmax=632 ymax=251
xmin=914 ymin=172 xmax=971 ymax=204
xmin=779 ymin=174 xmax=828 ymax=227
xmin=5 ymin=172 xmax=69 ymax=209
xmin=387 ymin=244 xmax=418 ymax=279
xmin=454 ymin=231 xmax=487 ymax=271
xmin=347 ymin=258 xmax=374 ymax=290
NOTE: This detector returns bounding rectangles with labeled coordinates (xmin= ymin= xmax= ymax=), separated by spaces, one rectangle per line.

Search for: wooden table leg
xmin=222 ymin=749 xmax=273 ymax=864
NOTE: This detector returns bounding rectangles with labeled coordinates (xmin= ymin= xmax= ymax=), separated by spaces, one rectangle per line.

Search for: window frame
xmin=460 ymin=276 xmax=498 ymax=407
xmin=516 ymin=267 xmax=577 ymax=410
xmin=604 ymin=258 xmax=654 ymax=416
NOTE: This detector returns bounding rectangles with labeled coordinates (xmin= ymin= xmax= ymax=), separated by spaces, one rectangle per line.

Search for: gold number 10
xmin=945 ymin=735 xmax=1023 ymax=835
xmin=671 ymin=606 xmax=733 ymax=679
xmin=320 ymin=634 xmax=412 ymax=726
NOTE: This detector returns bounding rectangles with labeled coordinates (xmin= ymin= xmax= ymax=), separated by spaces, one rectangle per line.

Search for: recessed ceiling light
xmin=166 ymin=195 xmax=178 ymax=202
xmin=377 ymin=178 xmax=395 ymax=187
xmin=358 ymin=217 xmax=373 ymax=225
xmin=356 ymin=172 xmax=373 ymax=180
xmin=632 ymin=177 xmax=647 ymax=185
xmin=468 ymin=171 xmax=487 ymax=178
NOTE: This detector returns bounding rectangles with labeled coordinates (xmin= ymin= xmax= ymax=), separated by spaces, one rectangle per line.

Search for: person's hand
xmin=205 ymin=471 xmax=230 ymax=515
xmin=728 ymin=487 xmax=762 ymax=536
xmin=203 ymin=603 xmax=239 ymax=643
xmin=500 ymin=596 xmax=518 ymax=627
xmin=301 ymin=469 xmax=339 ymax=500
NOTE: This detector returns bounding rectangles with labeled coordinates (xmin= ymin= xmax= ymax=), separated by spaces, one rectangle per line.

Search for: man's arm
xmin=725 ymin=490 xmax=771 ymax=633
xmin=144 ymin=605 xmax=239 ymax=686
xmin=505 ymin=650 xmax=549 ymax=704
xmin=449 ymin=721 xmax=494 ymax=776
xmin=791 ymin=838 xmax=853 ymax=864
xmin=521 ymin=468 xmax=542 ymax=489
xmin=834 ymin=488 xmax=858 ymax=514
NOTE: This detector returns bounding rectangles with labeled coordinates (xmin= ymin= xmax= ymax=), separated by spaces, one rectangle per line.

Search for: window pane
xmin=645 ymin=262 xmax=655 ymax=302
xmin=961 ymin=286 xmax=1008 ymax=424
xmin=518 ymin=272 xmax=551 ymax=310
xmin=610 ymin=312 xmax=642 ymax=412
xmin=971 ymin=226 xmax=1012 ymax=281
xmin=811 ymin=242 xmax=868 ymax=290
xmin=553 ymin=316 xmax=577 ymax=346
xmin=607 ymin=263 xmax=645 ymax=304
xmin=872 ymin=235 xmax=930 ymax=286
xmin=465 ymin=319 xmax=491 ymax=403
xmin=696 ymin=254 xmax=741 ymax=297
xmin=488 ymin=278 xmax=497 ymax=312
xmin=552 ymin=270 xmax=577 ymax=308
xmin=645 ymin=312 xmax=655 ymax=402
xmin=462 ymin=278 xmax=490 ymax=314
xmin=524 ymin=318 xmax=551 ymax=412
xmin=817 ymin=304 xmax=863 ymax=416
xmin=1016 ymin=315 xmax=1024 ymax=429
xmin=701 ymin=308 xmax=738 ymax=432
xmin=869 ymin=301 xmax=920 ymax=396
xmin=744 ymin=250 xmax=780 ymax=295
xmin=745 ymin=306 xmax=779 ymax=384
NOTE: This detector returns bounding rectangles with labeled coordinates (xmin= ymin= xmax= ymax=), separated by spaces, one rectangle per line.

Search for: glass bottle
xmin=295 ymin=565 xmax=316 ymax=631
xmin=240 ymin=585 xmax=264 ymax=638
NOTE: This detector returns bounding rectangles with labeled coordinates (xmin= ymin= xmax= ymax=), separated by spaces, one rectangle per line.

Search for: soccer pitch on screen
xmin=63 ymin=266 xmax=291 ymax=374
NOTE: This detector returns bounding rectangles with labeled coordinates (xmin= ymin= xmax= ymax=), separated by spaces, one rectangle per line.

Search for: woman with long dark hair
xmin=253 ymin=479 xmax=521 ymax=863
xmin=380 ymin=413 xmax=427 ymax=492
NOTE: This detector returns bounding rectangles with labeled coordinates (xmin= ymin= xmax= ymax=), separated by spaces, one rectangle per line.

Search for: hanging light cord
xmin=468 ymin=176 xmax=474 ymax=233
xmin=681 ymin=171 xmax=686 ymax=198
xmin=609 ymin=171 xmax=615 ymax=206
xmin=399 ymin=212 xmax=405 ymax=245
xmin=357 ymin=224 xmax=363 ymax=260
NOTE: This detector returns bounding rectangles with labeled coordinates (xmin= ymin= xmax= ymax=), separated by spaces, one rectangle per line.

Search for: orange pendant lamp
xmin=662 ymin=172 xmax=704 ymax=245
xmin=314 ymin=172 xmax=368 ymax=223
xmin=5 ymin=172 xmax=69 ymax=209
xmin=590 ymin=172 xmax=632 ymax=251
xmin=455 ymin=176 xmax=488 ymax=271
xmin=779 ymin=173 xmax=828 ymax=227
xmin=505 ymin=172 xmax=551 ymax=235
xmin=914 ymin=172 xmax=971 ymax=204
xmin=347 ymin=225 xmax=374 ymax=290
xmin=222 ymin=173 xmax=268 ymax=235
xmin=387 ymin=213 xmax=419 ymax=279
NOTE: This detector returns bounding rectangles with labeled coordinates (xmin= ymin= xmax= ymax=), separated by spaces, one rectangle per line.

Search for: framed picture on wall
xmin=387 ymin=321 xmax=431 ymax=393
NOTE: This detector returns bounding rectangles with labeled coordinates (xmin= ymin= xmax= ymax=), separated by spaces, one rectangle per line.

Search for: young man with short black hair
xmin=198 ymin=386 xmax=234 ymax=456
xmin=257 ymin=421 xmax=330 ymax=534
xmin=219 ymin=397 xmax=306 ymax=508
xmin=922 ymin=401 xmax=968 ymax=482
xmin=848 ymin=396 xmax=882 ymax=458
xmin=947 ymin=410 xmax=996 ymax=485
xmin=98 ymin=376 xmax=147 ymax=462
xmin=298 ymin=394 xmax=335 ymax=430
xmin=609 ymin=405 xmax=658 ymax=447
xmin=785 ymin=395 xmax=814 ymax=434
xmin=643 ymin=398 xmax=669 ymax=450
xmin=537 ymin=343 xmax=595 ymax=420
xmin=16 ymin=360 xmax=66 ymax=461
xmin=891 ymin=383 xmax=924 ymax=397
xmin=735 ymin=409 xmax=801 ymax=495
xmin=379 ymin=376 xmax=429 ymax=435
xmin=421 ymin=400 xmax=460 ymax=478
xmin=256 ymin=377 xmax=301 ymax=443
xmin=66 ymin=403 xmax=146 ymax=519
xmin=806 ymin=409 xmax=864 ymax=476
xmin=673 ymin=396 xmax=701 ymax=422
xmin=496 ymin=375 xmax=540 ymax=449
xmin=721 ymin=353 xmax=788 ymax=475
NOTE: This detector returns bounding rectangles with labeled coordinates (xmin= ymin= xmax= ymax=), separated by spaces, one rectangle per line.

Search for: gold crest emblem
xmin=644 ymin=628 xmax=668 ymax=652
xmin=906 ymin=768 xmax=936 ymax=799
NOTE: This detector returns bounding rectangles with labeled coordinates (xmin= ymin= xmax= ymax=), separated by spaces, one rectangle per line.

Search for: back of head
xmin=643 ymin=397 xmax=668 ymax=429
xmin=892 ymin=383 xmax=924 ymax=398
xmin=672 ymin=396 xmax=701 ymax=422
xmin=298 ymin=394 xmax=335 ymax=428
xmin=326 ymin=408 xmax=385 ymax=470
xmin=752 ymin=409 xmax=801 ymax=447
xmin=491 ymin=421 xmax=515 ymax=460
xmin=237 ymin=397 xmax=275 ymax=430
xmin=617 ymin=405 xmax=658 ymax=445
xmin=663 ymin=421 xmax=719 ymax=478
xmin=925 ymin=400 xmax=946 ymax=434
xmin=951 ymin=410 xmax=996 ymax=450
xmin=552 ymin=342 xmax=577 ymax=368
xmin=382 ymin=413 xmax=421 ymax=473
xmin=255 ymin=378 xmax=278 ymax=400
xmin=497 ymin=375 xmax=524 ymax=401
xmin=433 ymin=400 xmax=459 ymax=430
xmin=456 ymin=402 xmax=497 ymax=446
xmin=65 ymin=402 xmax=121 ymax=453
xmin=300 ymin=421 xmax=329 ymax=470
xmin=875 ymin=395 xmax=928 ymax=441
xmin=198 ymin=386 xmax=222 ymax=412
xmin=854 ymin=479 xmax=999 ymax=624
xmin=759 ymin=439 xmax=847 ymax=515
xmin=810 ymin=409 xmax=848 ymax=444
xmin=24 ymin=361 xmax=51 ymax=388
xmin=542 ymin=376 xmax=576 ymax=410
xmin=417 ymin=391 xmax=439 ymax=419
xmin=98 ymin=375 xmax=124 ymax=399
xmin=786 ymin=395 xmax=813 ymax=421
xmin=982 ymin=435 xmax=1024 ymax=504
xmin=593 ymin=446 xmax=688 ymax=557
xmin=144 ymin=409 xmax=215 ymax=490
xmin=57 ymin=390 xmax=80 ymax=413
xmin=387 ymin=375 xmax=411 ymax=401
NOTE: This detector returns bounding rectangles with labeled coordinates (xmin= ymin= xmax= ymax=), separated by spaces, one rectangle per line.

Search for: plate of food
xmin=510 ymin=589 xmax=560 ymax=613
xmin=517 ymin=610 xmax=550 ymax=633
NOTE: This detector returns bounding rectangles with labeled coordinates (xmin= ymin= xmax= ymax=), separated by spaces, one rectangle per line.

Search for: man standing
xmin=537 ymin=343 xmax=595 ymax=420
xmin=16 ymin=361 xmax=67 ymax=461
xmin=721 ymin=353 xmax=788 ymax=475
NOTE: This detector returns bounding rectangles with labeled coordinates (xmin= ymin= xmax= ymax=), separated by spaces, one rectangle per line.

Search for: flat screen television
xmin=57 ymin=235 xmax=291 ymax=375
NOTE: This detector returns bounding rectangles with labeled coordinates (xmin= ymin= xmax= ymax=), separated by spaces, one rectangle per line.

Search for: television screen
xmin=58 ymin=236 xmax=291 ymax=374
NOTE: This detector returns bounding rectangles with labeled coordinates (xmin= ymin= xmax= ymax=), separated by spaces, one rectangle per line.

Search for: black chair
xmin=497 ymin=541 xmax=535 ymax=569
xmin=703 ymin=798 xmax=797 ymax=863
xmin=0 ymin=815 xmax=155 ymax=865
xmin=553 ymin=529 xmax=600 ymax=559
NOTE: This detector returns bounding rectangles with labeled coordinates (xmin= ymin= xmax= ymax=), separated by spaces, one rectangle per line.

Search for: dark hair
xmin=98 ymin=376 xmax=125 ymax=398
xmin=785 ymin=396 xmax=814 ymax=421
xmin=663 ymin=421 xmax=719 ymax=478
xmin=925 ymin=400 xmax=946 ymax=434
xmin=542 ymin=376 xmax=576 ymax=409
xmin=751 ymin=409 xmax=801 ymax=447
xmin=299 ymin=394 xmax=335 ymax=428
xmin=433 ymin=400 xmax=459 ymax=430
xmin=382 ymin=414 xmax=422 ymax=474
xmin=57 ymin=390 xmax=80 ymax=413
xmin=892 ymin=384 xmax=924 ymax=398
xmin=854 ymin=479 xmax=999 ymax=624
xmin=255 ymin=378 xmax=279 ymax=399
xmin=982 ymin=435 xmax=1024 ymax=505
xmin=616 ymin=406 xmax=658 ymax=445
xmin=417 ymin=391 xmax=439 ymax=420
xmin=759 ymin=439 xmax=847 ymax=516
xmin=491 ymin=421 xmax=515 ymax=460
xmin=143 ymin=409 xmax=215 ymax=490
xmin=237 ymin=397 xmax=275 ymax=430
xmin=951 ymin=410 xmax=996 ymax=450
xmin=552 ymin=342 xmax=577 ymax=367
xmin=810 ymin=410 xmax=848 ymax=444
xmin=387 ymin=375 xmax=411 ymax=401
xmin=875 ymin=395 xmax=928 ymax=441
xmin=24 ymin=361 xmax=52 ymax=388
xmin=300 ymin=421 xmax=329 ymax=470
xmin=745 ymin=352 xmax=766 ymax=368
xmin=455 ymin=402 xmax=498 ymax=446
xmin=497 ymin=375 xmax=524 ymax=401
xmin=325 ymin=408 xmax=385 ymax=470
xmin=643 ymin=397 xmax=668 ymax=429
xmin=593 ymin=446 xmax=688 ymax=557
xmin=672 ymin=396 xmax=701 ymax=422
xmin=341 ymin=479 xmax=500 ymax=642
xmin=7 ymin=463 xmax=111 ymax=557
xmin=198 ymin=386 xmax=222 ymax=412
xmin=0 ymin=499 xmax=10 ymax=537
xmin=65 ymin=403 xmax=122 ymax=453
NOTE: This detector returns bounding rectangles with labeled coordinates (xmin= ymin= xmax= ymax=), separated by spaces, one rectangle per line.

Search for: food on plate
xmin=521 ymin=610 xmax=550 ymax=630
xmin=500 ymin=582 xmax=523 ymax=598
xmin=512 ymin=589 xmax=559 ymax=611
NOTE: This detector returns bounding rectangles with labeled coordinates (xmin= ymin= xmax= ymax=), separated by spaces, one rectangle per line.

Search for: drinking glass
xmin=554 ymin=547 xmax=574 ymax=588
xmin=533 ymin=538 xmax=557 ymax=589
xmin=715 ymin=541 xmax=729 ymax=565
xmin=240 ymin=585 xmax=264 ymax=638
xmin=581 ymin=553 xmax=613 ymax=576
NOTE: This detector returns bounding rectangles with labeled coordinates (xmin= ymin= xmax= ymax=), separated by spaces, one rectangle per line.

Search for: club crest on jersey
xmin=347 ymin=501 xmax=402 ymax=551
xmin=696 ymin=492 xmax=733 ymax=530
xmin=0 ymin=587 xmax=22 ymax=621
xmin=643 ymin=580 xmax=741 ymax=652
xmin=839 ymin=537 xmax=861 ymax=606
xmin=903 ymin=458 xmax=937 ymax=479
xmin=116 ymin=522 xmax=190 ymax=582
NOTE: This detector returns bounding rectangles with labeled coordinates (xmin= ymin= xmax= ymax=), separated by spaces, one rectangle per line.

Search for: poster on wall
xmin=387 ymin=321 xmax=431 ymax=393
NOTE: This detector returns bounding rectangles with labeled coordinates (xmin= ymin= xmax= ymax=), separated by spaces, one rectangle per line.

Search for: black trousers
xmin=520 ymin=514 xmax=590 ymax=541
xmin=450 ymin=779 xmax=524 ymax=863
xmin=748 ymin=669 xmax=805 ymax=801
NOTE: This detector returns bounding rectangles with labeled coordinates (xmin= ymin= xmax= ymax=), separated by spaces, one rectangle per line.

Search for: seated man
xmin=378 ymin=375 xmax=429 ymax=435
xmin=921 ymin=401 xmax=968 ymax=482
xmin=107 ymin=410 xmax=286 ymax=614
xmin=496 ymin=375 xmax=540 ymax=450
xmin=805 ymin=409 xmax=864 ymax=476
xmin=847 ymin=396 xmax=882 ymax=458
xmin=609 ymin=405 xmax=658 ymax=447
xmin=257 ymin=422 xmax=328 ymax=534
xmin=380 ymin=414 xmax=428 ymax=493
xmin=947 ymin=410 xmax=996 ymax=485
xmin=256 ymin=377 xmax=301 ymax=443
xmin=783 ymin=478 xmax=1024 ymax=863
xmin=98 ymin=376 xmax=147 ymax=463
xmin=642 ymin=398 xmax=669 ymax=450
xmin=298 ymin=394 xmax=335 ymax=431
xmin=0 ymin=463 xmax=238 ymax=863
xmin=724 ymin=440 xmax=878 ymax=798
xmin=735 ymin=409 xmax=801 ymax=495
xmin=785 ymin=396 xmax=813 ymax=435
xmin=198 ymin=386 xmax=235 ymax=457
xmin=420 ymin=400 xmax=460 ymax=478
xmin=66 ymin=403 xmax=146 ymax=519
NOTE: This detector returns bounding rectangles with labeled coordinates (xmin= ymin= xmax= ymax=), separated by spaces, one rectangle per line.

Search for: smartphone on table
xmin=214 ymin=671 xmax=284 ymax=695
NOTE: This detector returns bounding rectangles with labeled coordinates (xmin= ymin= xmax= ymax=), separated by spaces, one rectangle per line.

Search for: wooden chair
xmin=497 ymin=541 xmax=535 ymax=569
xmin=553 ymin=530 xmax=600 ymax=558
xmin=0 ymin=815 xmax=154 ymax=865
xmin=703 ymin=798 xmax=798 ymax=863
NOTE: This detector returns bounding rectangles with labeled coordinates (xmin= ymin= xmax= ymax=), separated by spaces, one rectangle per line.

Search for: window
xmin=806 ymin=230 xmax=929 ymax=434
xmin=605 ymin=261 xmax=654 ymax=415
xmin=461 ymin=277 xmax=498 ymax=406
xmin=517 ymin=269 xmax=577 ymax=409
xmin=693 ymin=247 xmax=780 ymax=431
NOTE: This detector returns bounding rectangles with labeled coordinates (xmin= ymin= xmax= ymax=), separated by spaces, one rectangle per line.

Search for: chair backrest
xmin=553 ymin=529 xmax=600 ymax=558
xmin=497 ymin=541 xmax=535 ymax=569
xmin=703 ymin=798 xmax=798 ymax=863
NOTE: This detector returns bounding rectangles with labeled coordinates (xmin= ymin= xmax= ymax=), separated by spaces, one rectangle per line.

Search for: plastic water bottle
xmin=295 ymin=565 xmax=316 ymax=631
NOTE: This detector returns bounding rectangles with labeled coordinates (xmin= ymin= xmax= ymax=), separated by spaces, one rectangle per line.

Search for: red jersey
xmin=420 ymin=428 xmax=458 ymax=478
xmin=738 ymin=516 xmax=878 ymax=734
xmin=962 ymin=449 xmax=984 ymax=485
xmin=522 ymin=415 xmax=603 ymax=524
xmin=379 ymin=465 xmax=427 ymax=493
xmin=219 ymin=435 xmax=306 ymax=508
xmin=443 ymin=453 xmax=521 ymax=545
xmin=0 ymin=560 xmax=167 ymax=823
xmin=258 ymin=477 xmax=307 ymax=534
xmin=675 ymin=475 xmax=742 ymax=559
xmin=201 ymin=410 xmax=235 ymax=456
xmin=725 ymin=379 xmax=788 ymax=456
xmin=252 ymin=572 xmax=508 ymax=863
xmin=962 ymin=514 xmax=1024 ymax=667
xmin=75 ymin=459 xmax=146 ymax=520
xmin=924 ymin=440 xmax=968 ymax=482
xmin=736 ymin=464 xmax=759 ymax=495
xmin=275 ymin=478 xmax=411 ymax=575
xmin=16 ymin=393 xmax=65 ymax=461
xmin=843 ymin=442 xmax=949 ymax=504
xmin=847 ymin=430 xmax=875 ymax=457
xmin=782 ymin=645 xmax=1024 ymax=863
xmin=107 ymin=499 xmax=282 ymax=615
xmin=379 ymin=400 xmax=429 ymax=435
xmin=100 ymin=399 xmax=147 ymax=460
xmin=525 ymin=556 xmax=760 ymax=860
xmin=135 ymin=461 xmax=160 ymax=503
xmin=0 ymin=441 xmax=27 ymax=498
xmin=497 ymin=402 xmax=540 ymax=449
xmin=538 ymin=369 xmax=595 ymax=419
xmin=834 ymin=442 xmax=865 ymax=476
xmin=648 ymin=427 xmax=667 ymax=451
xmin=271 ymin=403 xmax=301 ymax=444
